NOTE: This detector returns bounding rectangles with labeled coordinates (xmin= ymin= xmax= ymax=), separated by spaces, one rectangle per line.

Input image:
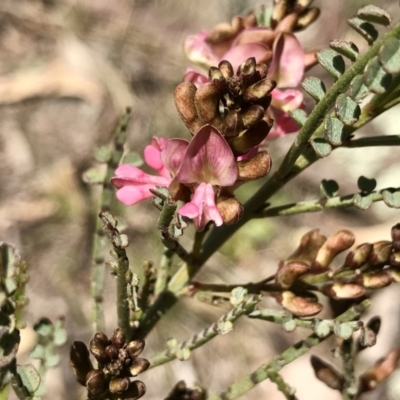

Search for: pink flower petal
xmin=268 ymin=107 xmax=301 ymax=139
xmin=223 ymin=42 xmax=272 ymax=73
xmin=177 ymin=125 xmax=237 ymax=186
xmin=184 ymin=34 xmax=219 ymax=69
xmin=144 ymin=137 xmax=169 ymax=178
xmin=271 ymin=88 xmax=303 ymax=112
xmin=234 ymin=27 xmax=275 ymax=47
xmin=116 ymin=185 xmax=155 ymax=205
xmin=111 ymin=164 xmax=171 ymax=205
xmin=178 ymin=182 xmax=223 ymax=231
xmin=184 ymin=69 xmax=209 ymax=88
xmin=269 ymin=32 xmax=305 ymax=88
xmin=161 ymin=138 xmax=189 ymax=176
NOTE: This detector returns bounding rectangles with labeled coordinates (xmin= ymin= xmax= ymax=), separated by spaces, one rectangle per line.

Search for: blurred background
xmin=1 ymin=0 xmax=400 ymax=399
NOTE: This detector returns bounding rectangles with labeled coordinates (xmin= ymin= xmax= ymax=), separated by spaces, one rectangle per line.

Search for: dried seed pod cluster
xmin=70 ymin=329 xmax=149 ymax=400
xmin=175 ymin=57 xmax=275 ymax=156
xmin=275 ymin=224 xmax=400 ymax=316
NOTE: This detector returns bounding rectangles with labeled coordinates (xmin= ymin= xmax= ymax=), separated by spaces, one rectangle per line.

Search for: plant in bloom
xmin=183 ymin=2 xmax=320 ymax=138
xmin=112 ymin=53 xmax=276 ymax=231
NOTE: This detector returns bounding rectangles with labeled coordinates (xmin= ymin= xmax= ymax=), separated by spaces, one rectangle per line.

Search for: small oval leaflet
xmin=334 ymin=321 xmax=354 ymax=340
xmin=301 ymin=77 xmax=326 ymax=102
xmin=382 ymin=189 xmax=400 ymax=208
xmin=324 ymin=116 xmax=346 ymax=146
xmin=217 ymin=320 xmax=233 ymax=334
xmin=357 ymin=176 xmax=377 ymax=193
xmin=363 ymin=57 xmax=392 ymax=94
xmin=316 ymin=49 xmax=345 ymax=79
xmin=347 ymin=17 xmax=378 ymax=45
xmin=314 ymin=319 xmax=332 ymax=338
xmin=335 ymin=94 xmax=360 ymax=125
xmin=176 ymin=347 xmax=191 ymax=361
xmin=357 ymin=4 xmax=392 ymax=26
xmin=289 ymin=109 xmax=308 ymax=127
xmin=353 ymin=193 xmax=374 ymax=210
xmin=349 ymin=75 xmax=370 ymax=102
xmin=230 ymin=286 xmax=248 ymax=306
xmin=16 ymin=364 xmax=41 ymax=394
xmin=320 ymin=179 xmax=339 ymax=198
xmin=310 ymin=139 xmax=332 ymax=158
xmin=379 ymin=37 xmax=400 ymax=75
xmin=329 ymin=40 xmax=359 ymax=62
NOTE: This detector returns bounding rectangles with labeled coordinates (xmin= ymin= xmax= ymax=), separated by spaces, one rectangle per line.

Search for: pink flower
xmin=178 ymin=183 xmax=223 ymax=231
xmin=177 ymin=125 xmax=237 ymax=231
xmin=112 ymin=126 xmax=240 ymax=231
xmin=111 ymin=137 xmax=188 ymax=205
xmin=184 ymin=25 xmax=307 ymax=138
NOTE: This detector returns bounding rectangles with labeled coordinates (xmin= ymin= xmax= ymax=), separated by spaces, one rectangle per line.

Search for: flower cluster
xmin=112 ymin=1 xmax=320 ymax=231
xmin=113 ymin=57 xmax=273 ymax=231
xmin=70 ymin=329 xmax=149 ymax=400
xmin=184 ymin=0 xmax=320 ymax=138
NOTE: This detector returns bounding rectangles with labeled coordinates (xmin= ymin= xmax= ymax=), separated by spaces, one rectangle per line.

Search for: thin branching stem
xmin=90 ymin=107 xmax=131 ymax=332
xmin=259 ymin=190 xmax=385 ymax=218
xmin=147 ymin=294 xmax=261 ymax=368
xmin=206 ymin=300 xmax=370 ymax=400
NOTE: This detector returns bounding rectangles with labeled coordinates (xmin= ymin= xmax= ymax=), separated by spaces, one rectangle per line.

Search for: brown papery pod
xmin=310 ymin=355 xmax=344 ymax=391
xmin=243 ymin=78 xmax=276 ymax=102
xmin=271 ymin=0 xmax=288 ymax=26
xmin=237 ymin=57 xmax=257 ymax=77
xmin=86 ymin=370 xmax=106 ymax=396
xmin=230 ymin=118 xmax=273 ymax=155
xmin=358 ymin=348 xmax=400 ymax=393
xmin=70 ymin=341 xmax=94 ymax=386
xmin=109 ymin=377 xmax=130 ymax=394
xmin=218 ymin=60 xmax=234 ymax=79
xmin=123 ymin=380 xmax=147 ymax=400
xmin=323 ymin=282 xmax=365 ymax=299
xmin=391 ymin=223 xmax=400 ymax=251
xmin=277 ymin=290 xmax=322 ymax=317
xmin=129 ymin=357 xmax=150 ymax=377
xmin=237 ymin=151 xmax=272 ymax=181
xmin=276 ymin=261 xmax=311 ymax=289
xmin=359 ymin=271 xmax=392 ymax=289
xmin=296 ymin=8 xmax=320 ymax=30
xmin=216 ymin=196 xmax=244 ymax=225
xmin=126 ymin=339 xmax=146 ymax=358
xmin=205 ymin=16 xmax=243 ymax=45
xmin=286 ymin=229 xmax=327 ymax=266
xmin=312 ymin=230 xmax=355 ymax=272
xmin=390 ymin=251 xmax=400 ymax=267
xmin=221 ymin=110 xmax=243 ymax=137
xmin=174 ymin=82 xmax=203 ymax=134
xmin=368 ymin=241 xmax=392 ymax=268
xmin=337 ymin=243 xmax=372 ymax=272
xmin=194 ymin=82 xmax=223 ymax=127
xmin=241 ymin=105 xmax=265 ymax=128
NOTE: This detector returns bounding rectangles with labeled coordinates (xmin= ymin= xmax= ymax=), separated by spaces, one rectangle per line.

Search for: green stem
xmin=206 ymin=300 xmax=370 ymax=400
xmin=0 ymin=385 xmax=9 ymax=400
xmin=147 ymin=294 xmax=261 ymax=368
xmin=341 ymin=339 xmax=357 ymax=400
xmin=154 ymin=248 xmax=174 ymax=296
xmin=344 ymin=135 xmax=400 ymax=148
xmin=260 ymin=191 xmax=384 ymax=218
xmin=90 ymin=107 xmax=131 ymax=332
xmin=99 ymin=211 xmax=132 ymax=339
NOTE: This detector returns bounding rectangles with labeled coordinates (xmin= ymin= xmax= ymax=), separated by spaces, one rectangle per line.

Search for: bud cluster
xmin=175 ymin=57 xmax=275 ymax=156
xmin=274 ymin=224 xmax=400 ymax=316
xmin=70 ymin=329 xmax=149 ymax=400
xmin=164 ymin=380 xmax=206 ymax=400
